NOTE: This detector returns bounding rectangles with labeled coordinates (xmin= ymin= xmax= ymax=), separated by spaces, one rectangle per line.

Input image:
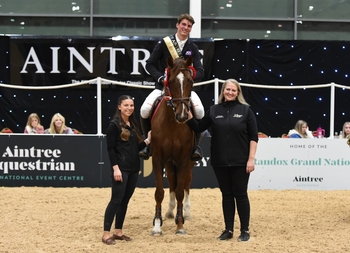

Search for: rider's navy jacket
xmin=146 ymin=34 xmax=204 ymax=90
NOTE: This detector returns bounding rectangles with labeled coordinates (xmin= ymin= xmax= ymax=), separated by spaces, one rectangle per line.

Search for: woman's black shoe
xmin=217 ymin=230 xmax=233 ymax=240
xmin=237 ymin=230 xmax=250 ymax=242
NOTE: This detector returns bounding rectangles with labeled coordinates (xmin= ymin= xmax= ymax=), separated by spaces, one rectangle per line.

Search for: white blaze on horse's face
xmin=177 ymin=72 xmax=185 ymax=96
xmin=176 ymin=72 xmax=187 ymax=121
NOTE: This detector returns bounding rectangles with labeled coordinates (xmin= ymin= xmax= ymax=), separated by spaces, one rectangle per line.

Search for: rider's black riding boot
xmin=190 ymin=132 xmax=203 ymax=162
xmin=139 ymin=117 xmax=151 ymax=160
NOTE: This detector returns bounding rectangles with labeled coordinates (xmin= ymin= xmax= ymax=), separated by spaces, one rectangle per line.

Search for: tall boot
xmin=190 ymin=132 xmax=203 ymax=162
xmin=139 ymin=117 xmax=151 ymax=160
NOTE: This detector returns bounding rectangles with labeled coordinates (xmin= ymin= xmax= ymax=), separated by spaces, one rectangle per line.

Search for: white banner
xmin=250 ymin=138 xmax=350 ymax=190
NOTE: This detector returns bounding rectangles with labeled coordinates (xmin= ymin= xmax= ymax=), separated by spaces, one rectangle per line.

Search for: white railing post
xmin=214 ymin=78 xmax=219 ymax=104
xmin=329 ymin=82 xmax=335 ymax=138
xmin=97 ymin=77 xmax=102 ymax=135
xmin=189 ymin=0 xmax=201 ymax=38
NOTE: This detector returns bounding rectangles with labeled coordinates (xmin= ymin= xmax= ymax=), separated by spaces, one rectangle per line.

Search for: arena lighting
xmin=112 ymin=36 xmax=122 ymax=41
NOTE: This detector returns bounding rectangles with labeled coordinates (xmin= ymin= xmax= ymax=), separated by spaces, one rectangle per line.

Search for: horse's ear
xmin=185 ymin=56 xmax=193 ymax=66
xmin=166 ymin=57 xmax=174 ymax=68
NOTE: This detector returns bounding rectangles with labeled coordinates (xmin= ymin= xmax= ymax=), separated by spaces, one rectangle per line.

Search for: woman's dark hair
xmin=113 ymin=95 xmax=142 ymax=142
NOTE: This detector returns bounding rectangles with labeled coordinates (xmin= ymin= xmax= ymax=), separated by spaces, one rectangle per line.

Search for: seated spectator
xmin=340 ymin=122 xmax=350 ymax=139
xmin=1 ymin=127 xmax=13 ymax=134
xmin=288 ymin=120 xmax=314 ymax=138
xmin=72 ymin=128 xmax=83 ymax=134
xmin=24 ymin=113 xmax=45 ymax=134
xmin=45 ymin=113 xmax=74 ymax=134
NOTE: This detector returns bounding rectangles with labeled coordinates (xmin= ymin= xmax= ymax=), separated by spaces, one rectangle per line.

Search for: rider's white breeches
xmin=140 ymin=89 xmax=204 ymax=119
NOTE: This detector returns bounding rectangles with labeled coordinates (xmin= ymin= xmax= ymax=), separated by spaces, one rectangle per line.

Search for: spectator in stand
xmin=288 ymin=120 xmax=314 ymax=138
xmin=339 ymin=122 xmax=350 ymax=139
xmin=24 ymin=113 xmax=45 ymax=134
xmin=45 ymin=113 xmax=74 ymax=134
xmin=0 ymin=127 xmax=13 ymax=134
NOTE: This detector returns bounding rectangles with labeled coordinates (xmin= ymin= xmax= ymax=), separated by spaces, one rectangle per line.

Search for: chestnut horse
xmin=150 ymin=56 xmax=196 ymax=235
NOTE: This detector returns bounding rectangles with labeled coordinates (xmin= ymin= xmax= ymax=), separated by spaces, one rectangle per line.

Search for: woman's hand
xmin=246 ymin=158 xmax=255 ymax=173
xmin=113 ymin=165 xmax=123 ymax=182
xmin=187 ymin=110 xmax=193 ymax=120
xmin=147 ymin=130 xmax=151 ymax=142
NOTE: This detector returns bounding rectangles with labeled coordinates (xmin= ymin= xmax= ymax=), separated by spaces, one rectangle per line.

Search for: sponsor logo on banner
xmin=10 ymin=38 xmax=214 ymax=86
xmin=255 ymin=157 xmax=350 ymax=166
xmin=0 ymin=145 xmax=82 ymax=182
xmin=251 ymin=139 xmax=350 ymax=190
xmin=142 ymin=157 xmax=211 ymax=178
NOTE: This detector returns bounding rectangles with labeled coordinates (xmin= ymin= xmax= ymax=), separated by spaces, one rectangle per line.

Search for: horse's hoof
xmin=165 ymin=212 xmax=174 ymax=219
xmin=184 ymin=215 xmax=191 ymax=220
xmin=151 ymin=231 xmax=162 ymax=236
xmin=175 ymin=229 xmax=186 ymax=235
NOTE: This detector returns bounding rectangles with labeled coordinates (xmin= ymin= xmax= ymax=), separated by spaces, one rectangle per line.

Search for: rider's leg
xmin=139 ymin=117 xmax=151 ymax=160
xmin=190 ymin=91 xmax=204 ymax=162
xmin=139 ymin=89 xmax=162 ymax=160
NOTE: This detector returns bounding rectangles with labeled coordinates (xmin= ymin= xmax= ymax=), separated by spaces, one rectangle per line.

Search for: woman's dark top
xmin=187 ymin=100 xmax=258 ymax=167
xmin=106 ymin=119 xmax=146 ymax=173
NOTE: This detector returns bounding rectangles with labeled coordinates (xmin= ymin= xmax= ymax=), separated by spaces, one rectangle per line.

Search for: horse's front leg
xmin=152 ymin=165 xmax=165 ymax=236
xmin=174 ymin=162 xmax=194 ymax=234
xmin=175 ymin=187 xmax=186 ymax=234
xmin=152 ymin=202 xmax=163 ymax=236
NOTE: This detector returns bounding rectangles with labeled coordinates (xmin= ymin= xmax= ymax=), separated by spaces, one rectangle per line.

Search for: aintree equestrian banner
xmin=0 ymin=135 xmax=217 ymax=188
xmin=9 ymin=37 xmax=214 ymax=86
xmin=0 ymin=134 xmax=105 ymax=187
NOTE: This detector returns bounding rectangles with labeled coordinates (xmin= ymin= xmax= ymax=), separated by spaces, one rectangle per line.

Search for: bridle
xmin=163 ymin=67 xmax=192 ymax=112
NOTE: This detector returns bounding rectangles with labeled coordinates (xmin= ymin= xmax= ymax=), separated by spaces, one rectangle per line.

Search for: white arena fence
xmin=1 ymin=78 xmax=350 ymax=138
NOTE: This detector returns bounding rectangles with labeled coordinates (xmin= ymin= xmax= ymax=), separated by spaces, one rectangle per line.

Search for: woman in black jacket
xmin=102 ymin=95 xmax=151 ymax=245
xmin=187 ymin=79 xmax=258 ymax=242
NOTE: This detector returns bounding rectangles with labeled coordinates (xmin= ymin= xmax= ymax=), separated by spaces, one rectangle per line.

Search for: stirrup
xmin=139 ymin=146 xmax=150 ymax=160
xmin=190 ymin=146 xmax=202 ymax=162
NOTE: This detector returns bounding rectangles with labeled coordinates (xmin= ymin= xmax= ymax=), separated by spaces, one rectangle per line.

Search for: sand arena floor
xmin=1 ymin=187 xmax=350 ymax=253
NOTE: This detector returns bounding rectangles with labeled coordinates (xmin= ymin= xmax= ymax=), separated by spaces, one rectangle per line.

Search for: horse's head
xmin=164 ymin=56 xmax=194 ymax=123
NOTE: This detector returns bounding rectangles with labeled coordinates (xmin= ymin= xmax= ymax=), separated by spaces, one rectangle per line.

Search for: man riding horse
xmin=140 ymin=13 xmax=204 ymax=161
